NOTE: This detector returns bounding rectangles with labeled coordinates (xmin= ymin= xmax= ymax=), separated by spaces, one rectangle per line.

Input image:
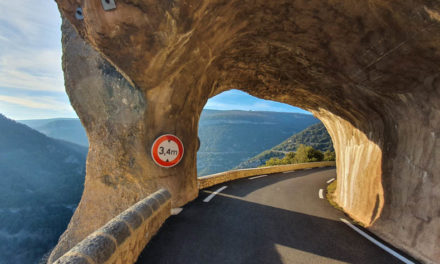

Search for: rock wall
xmin=53 ymin=1 xmax=439 ymax=263
xmin=49 ymin=19 xmax=202 ymax=262
xmin=318 ymin=110 xmax=384 ymax=225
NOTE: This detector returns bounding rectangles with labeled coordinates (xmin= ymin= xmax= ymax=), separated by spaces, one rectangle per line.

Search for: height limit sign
xmin=151 ymin=134 xmax=184 ymax=168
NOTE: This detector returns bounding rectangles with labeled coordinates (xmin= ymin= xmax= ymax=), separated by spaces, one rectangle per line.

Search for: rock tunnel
xmin=50 ymin=1 xmax=439 ymax=263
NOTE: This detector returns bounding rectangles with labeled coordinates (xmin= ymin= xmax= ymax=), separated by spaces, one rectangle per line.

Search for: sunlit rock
xmin=51 ymin=1 xmax=440 ymax=263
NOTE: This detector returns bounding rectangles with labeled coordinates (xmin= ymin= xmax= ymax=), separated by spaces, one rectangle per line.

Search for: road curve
xmin=137 ymin=167 xmax=404 ymax=264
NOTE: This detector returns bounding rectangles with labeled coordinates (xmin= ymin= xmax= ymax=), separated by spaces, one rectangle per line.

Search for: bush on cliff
xmin=262 ymin=144 xmax=335 ymax=166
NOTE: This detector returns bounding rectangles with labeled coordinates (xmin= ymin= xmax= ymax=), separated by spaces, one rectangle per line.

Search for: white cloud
xmin=0 ymin=49 xmax=64 ymax=92
xmin=0 ymin=0 xmax=60 ymax=41
xmin=204 ymin=101 xmax=251 ymax=111
xmin=0 ymin=95 xmax=71 ymax=111
xmin=252 ymin=102 xmax=272 ymax=110
xmin=0 ymin=0 xmax=72 ymax=119
xmin=0 ymin=0 xmax=64 ymax=93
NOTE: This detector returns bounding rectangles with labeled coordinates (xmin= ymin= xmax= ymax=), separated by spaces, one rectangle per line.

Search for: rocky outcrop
xmin=52 ymin=1 xmax=439 ymax=263
xmin=49 ymin=18 xmax=201 ymax=262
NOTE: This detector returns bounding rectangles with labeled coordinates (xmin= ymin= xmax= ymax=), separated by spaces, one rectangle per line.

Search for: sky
xmin=204 ymin=90 xmax=310 ymax=114
xmin=0 ymin=1 xmax=309 ymax=120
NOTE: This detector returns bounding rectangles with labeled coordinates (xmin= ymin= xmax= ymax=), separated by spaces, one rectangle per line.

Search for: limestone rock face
xmin=49 ymin=19 xmax=201 ymax=262
xmin=52 ymin=1 xmax=439 ymax=263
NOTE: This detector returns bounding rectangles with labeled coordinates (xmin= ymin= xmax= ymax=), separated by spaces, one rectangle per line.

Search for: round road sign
xmin=151 ymin=134 xmax=184 ymax=168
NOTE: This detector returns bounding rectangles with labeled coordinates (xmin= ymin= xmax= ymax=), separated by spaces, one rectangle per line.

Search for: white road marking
xmin=203 ymin=186 xmax=228 ymax=202
xmin=283 ymin=171 xmax=295 ymax=174
xmin=171 ymin=208 xmax=183 ymax=215
xmin=249 ymin=174 xmax=268 ymax=180
xmin=327 ymin=178 xmax=335 ymax=184
xmin=340 ymin=218 xmax=415 ymax=264
xmin=318 ymin=189 xmax=324 ymax=199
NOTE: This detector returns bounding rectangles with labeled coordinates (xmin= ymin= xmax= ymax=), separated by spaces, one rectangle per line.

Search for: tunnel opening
xmin=196 ymin=89 xmax=336 ymax=177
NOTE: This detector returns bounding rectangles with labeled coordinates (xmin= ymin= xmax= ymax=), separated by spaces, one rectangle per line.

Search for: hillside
xmin=272 ymin=122 xmax=333 ymax=152
xmin=0 ymin=114 xmax=87 ymax=263
xmin=19 ymin=118 xmax=89 ymax=147
xmin=197 ymin=110 xmax=318 ymax=175
xmin=236 ymin=122 xmax=333 ymax=169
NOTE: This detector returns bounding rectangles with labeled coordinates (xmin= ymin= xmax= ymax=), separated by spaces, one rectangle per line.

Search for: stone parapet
xmin=198 ymin=162 xmax=336 ymax=189
xmin=53 ymin=189 xmax=171 ymax=264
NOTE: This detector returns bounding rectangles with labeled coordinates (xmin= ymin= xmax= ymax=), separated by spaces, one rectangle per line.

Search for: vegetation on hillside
xmin=323 ymin=149 xmax=336 ymax=161
xmin=0 ymin=114 xmax=87 ymax=264
xmin=197 ymin=110 xmax=319 ymax=175
xmin=263 ymin=144 xmax=335 ymax=167
xmin=272 ymin=122 xmax=333 ymax=152
xmin=236 ymin=123 xmax=334 ymax=169
xmin=232 ymin=150 xmax=286 ymax=169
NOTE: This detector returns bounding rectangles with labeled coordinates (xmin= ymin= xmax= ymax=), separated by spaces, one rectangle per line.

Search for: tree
xmin=308 ymin=147 xmax=324 ymax=162
xmin=283 ymin=152 xmax=296 ymax=163
xmin=323 ymin=150 xmax=336 ymax=161
xmin=292 ymin=144 xmax=322 ymax=163
xmin=293 ymin=144 xmax=324 ymax=163
xmin=263 ymin=146 xmax=325 ymax=166
xmin=263 ymin=152 xmax=295 ymax=166
xmin=293 ymin=144 xmax=310 ymax=163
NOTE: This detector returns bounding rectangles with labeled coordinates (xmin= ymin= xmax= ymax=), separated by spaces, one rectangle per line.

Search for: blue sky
xmin=205 ymin=90 xmax=310 ymax=114
xmin=0 ymin=1 xmax=309 ymax=120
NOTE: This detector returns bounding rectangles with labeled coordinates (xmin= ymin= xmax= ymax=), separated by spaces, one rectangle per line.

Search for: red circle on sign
xmin=151 ymin=134 xmax=184 ymax=168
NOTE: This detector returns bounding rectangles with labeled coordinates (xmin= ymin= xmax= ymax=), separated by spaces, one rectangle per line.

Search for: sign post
xmin=151 ymin=134 xmax=184 ymax=168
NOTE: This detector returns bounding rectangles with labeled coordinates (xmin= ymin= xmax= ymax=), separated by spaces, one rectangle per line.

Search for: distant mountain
xmin=0 ymin=114 xmax=87 ymax=264
xmin=197 ymin=110 xmax=318 ymax=175
xmin=17 ymin=110 xmax=319 ymax=177
xmin=19 ymin=118 xmax=88 ymax=147
xmin=236 ymin=122 xmax=333 ymax=169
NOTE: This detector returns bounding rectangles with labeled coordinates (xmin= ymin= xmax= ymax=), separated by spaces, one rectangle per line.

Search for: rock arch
xmin=50 ymin=1 xmax=439 ymax=263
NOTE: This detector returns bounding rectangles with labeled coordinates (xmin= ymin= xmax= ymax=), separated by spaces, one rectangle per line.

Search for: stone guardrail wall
xmin=198 ymin=161 xmax=336 ymax=189
xmin=53 ymin=189 xmax=171 ymax=264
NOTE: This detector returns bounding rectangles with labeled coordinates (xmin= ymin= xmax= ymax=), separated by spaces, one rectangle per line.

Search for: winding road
xmin=137 ymin=167 xmax=413 ymax=264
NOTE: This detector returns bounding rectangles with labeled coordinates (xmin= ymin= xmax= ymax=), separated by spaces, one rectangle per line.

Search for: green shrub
xmin=323 ymin=150 xmax=336 ymax=161
xmin=263 ymin=145 xmax=327 ymax=166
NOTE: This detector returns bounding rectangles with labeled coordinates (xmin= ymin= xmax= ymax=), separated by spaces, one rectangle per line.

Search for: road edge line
xmin=318 ymin=189 xmax=324 ymax=199
xmin=203 ymin=186 xmax=228 ymax=202
xmin=340 ymin=218 xmax=415 ymax=264
xmin=249 ymin=174 xmax=268 ymax=180
xmin=326 ymin=178 xmax=335 ymax=184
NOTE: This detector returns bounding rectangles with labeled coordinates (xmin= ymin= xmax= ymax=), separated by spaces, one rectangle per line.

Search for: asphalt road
xmin=137 ymin=167 xmax=405 ymax=264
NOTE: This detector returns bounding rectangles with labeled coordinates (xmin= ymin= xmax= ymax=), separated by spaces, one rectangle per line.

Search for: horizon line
xmin=7 ymin=109 xmax=312 ymax=121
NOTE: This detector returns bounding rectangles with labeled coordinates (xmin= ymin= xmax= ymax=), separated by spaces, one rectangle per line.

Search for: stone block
xmin=72 ymin=234 xmax=116 ymax=264
xmin=53 ymin=254 xmax=90 ymax=264
xmin=132 ymin=200 xmax=154 ymax=220
xmin=152 ymin=192 xmax=166 ymax=205
xmin=159 ymin=189 xmax=171 ymax=200
xmin=100 ymin=220 xmax=131 ymax=245
xmin=118 ymin=210 xmax=143 ymax=230
xmin=145 ymin=196 xmax=160 ymax=211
